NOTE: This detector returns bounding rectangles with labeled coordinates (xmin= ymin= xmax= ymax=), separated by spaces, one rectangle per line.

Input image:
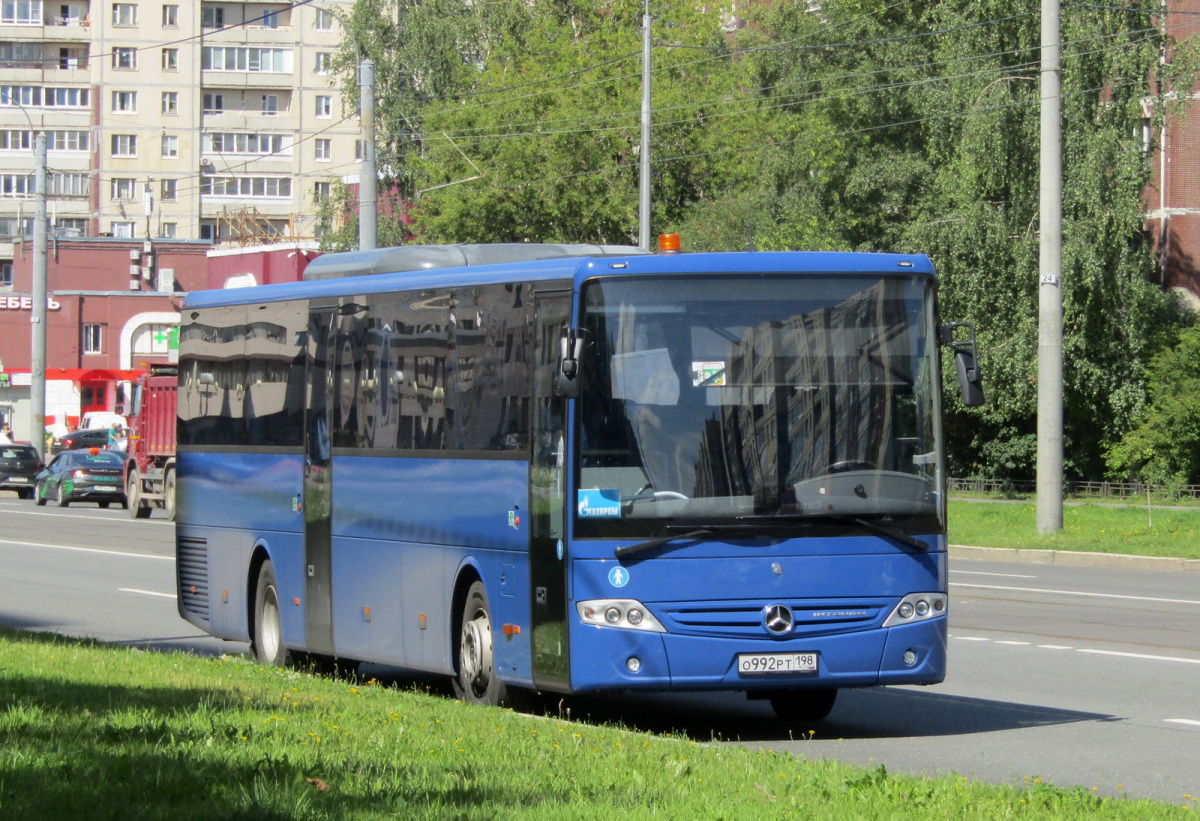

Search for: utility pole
xmin=638 ymin=1 xmax=652 ymax=251
xmin=31 ymin=133 xmax=47 ymax=461
xmin=1037 ymin=0 xmax=1063 ymax=533
xmin=359 ymin=58 xmax=377 ymax=251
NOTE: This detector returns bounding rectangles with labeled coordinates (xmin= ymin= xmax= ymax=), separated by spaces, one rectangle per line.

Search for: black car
xmin=0 ymin=444 xmax=43 ymax=499
xmin=34 ymin=449 xmax=128 ymax=508
xmin=51 ymin=427 xmax=111 ymax=454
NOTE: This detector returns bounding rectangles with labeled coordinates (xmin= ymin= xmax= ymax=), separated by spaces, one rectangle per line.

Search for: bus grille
xmin=177 ymin=536 xmax=210 ymax=625
xmin=657 ymin=601 xmax=885 ymax=638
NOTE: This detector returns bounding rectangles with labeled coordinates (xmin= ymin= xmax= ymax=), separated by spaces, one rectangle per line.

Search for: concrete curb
xmin=949 ymin=544 xmax=1200 ymax=572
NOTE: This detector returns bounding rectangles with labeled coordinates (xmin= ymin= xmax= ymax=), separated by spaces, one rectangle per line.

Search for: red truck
xmin=124 ymin=363 xmax=177 ymax=520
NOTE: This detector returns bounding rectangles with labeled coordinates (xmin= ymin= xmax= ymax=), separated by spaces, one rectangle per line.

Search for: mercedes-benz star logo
xmin=763 ymin=604 xmax=794 ymax=635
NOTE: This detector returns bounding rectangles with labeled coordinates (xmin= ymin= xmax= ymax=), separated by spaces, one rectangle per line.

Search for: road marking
xmin=952 ymin=635 xmax=1200 ymax=667
xmin=119 ymin=587 xmax=176 ymax=599
xmin=950 ymin=570 xmax=1038 ymax=578
xmin=951 ymin=582 xmax=1200 ymax=607
xmin=1165 ymin=719 xmax=1200 ymax=727
xmin=0 ymin=538 xmax=171 ymax=561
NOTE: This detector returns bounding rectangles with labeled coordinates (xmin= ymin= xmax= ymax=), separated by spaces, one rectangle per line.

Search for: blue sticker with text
xmin=608 ymin=566 xmax=630 ymax=588
xmin=577 ymin=488 xmax=622 ymax=519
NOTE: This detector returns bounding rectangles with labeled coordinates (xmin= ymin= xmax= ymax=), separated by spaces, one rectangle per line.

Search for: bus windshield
xmin=575 ymin=272 xmax=942 ymax=537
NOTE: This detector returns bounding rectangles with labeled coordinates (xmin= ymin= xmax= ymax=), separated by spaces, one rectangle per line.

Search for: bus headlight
xmin=883 ymin=593 xmax=947 ymax=627
xmin=577 ymin=600 xmax=666 ymax=632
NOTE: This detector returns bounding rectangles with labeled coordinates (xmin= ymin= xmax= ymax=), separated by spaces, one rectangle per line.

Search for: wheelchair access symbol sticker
xmin=608 ymin=566 xmax=630 ymax=588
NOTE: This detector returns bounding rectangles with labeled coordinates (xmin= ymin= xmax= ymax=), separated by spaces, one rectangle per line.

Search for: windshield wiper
xmin=614 ymin=523 xmax=792 ymax=559
xmin=737 ymin=513 xmax=929 ymax=552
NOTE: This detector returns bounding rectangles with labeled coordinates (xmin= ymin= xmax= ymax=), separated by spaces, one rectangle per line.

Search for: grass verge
xmin=0 ymin=628 xmax=1194 ymax=819
xmin=948 ymin=500 xmax=1200 ymax=559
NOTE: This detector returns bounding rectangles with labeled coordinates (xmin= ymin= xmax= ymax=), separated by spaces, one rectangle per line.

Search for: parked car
xmin=0 ymin=444 xmax=43 ymax=499
xmin=51 ymin=427 xmax=112 ymax=454
xmin=34 ymin=449 xmax=129 ymax=508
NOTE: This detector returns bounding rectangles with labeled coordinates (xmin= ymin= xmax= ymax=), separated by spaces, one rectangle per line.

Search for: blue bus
xmin=176 ymin=240 xmax=982 ymax=720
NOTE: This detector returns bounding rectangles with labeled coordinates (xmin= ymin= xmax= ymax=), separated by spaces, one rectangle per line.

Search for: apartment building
xmin=0 ymin=0 xmax=359 ymax=289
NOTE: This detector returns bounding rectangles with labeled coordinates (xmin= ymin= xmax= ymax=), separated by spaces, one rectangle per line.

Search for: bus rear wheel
xmin=453 ymin=581 xmax=507 ymax=707
xmin=251 ymin=561 xmax=292 ymax=667
xmin=768 ymin=688 xmax=838 ymax=722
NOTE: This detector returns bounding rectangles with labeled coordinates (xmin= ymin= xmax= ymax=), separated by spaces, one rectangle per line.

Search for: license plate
xmin=737 ymin=652 xmax=818 ymax=675
xmin=7 ymin=477 xmax=27 ymax=483
xmin=92 ymin=485 xmax=119 ymax=492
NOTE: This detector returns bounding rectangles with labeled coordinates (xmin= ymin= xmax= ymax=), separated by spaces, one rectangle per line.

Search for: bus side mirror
xmin=556 ymin=328 xmax=585 ymax=398
xmin=940 ymin=322 xmax=985 ymax=407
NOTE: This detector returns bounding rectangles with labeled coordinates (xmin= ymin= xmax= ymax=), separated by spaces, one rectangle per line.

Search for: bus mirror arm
xmin=939 ymin=322 xmax=985 ymax=408
xmin=556 ymin=328 xmax=586 ymax=398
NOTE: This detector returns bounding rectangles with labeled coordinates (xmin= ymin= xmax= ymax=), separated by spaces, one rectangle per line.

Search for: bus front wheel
xmin=768 ymin=688 xmax=838 ymax=722
xmin=252 ymin=561 xmax=292 ymax=668
xmin=453 ymin=581 xmax=508 ymax=707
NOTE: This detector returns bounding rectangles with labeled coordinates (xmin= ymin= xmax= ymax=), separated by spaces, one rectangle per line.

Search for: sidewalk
xmin=950 ymin=544 xmax=1200 ymax=572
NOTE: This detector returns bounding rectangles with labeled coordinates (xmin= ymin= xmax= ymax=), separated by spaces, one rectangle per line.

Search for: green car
xmin=35 ymin=449 xmax=129 ymax=509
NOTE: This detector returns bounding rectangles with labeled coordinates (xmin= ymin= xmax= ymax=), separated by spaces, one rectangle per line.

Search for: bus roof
xmin=181 ymin=247 xmax=936 ymax=310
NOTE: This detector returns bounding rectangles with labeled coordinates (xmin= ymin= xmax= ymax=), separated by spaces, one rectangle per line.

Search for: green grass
xmin=0 ymin=629 xmax=1194 ymax=819
xmin=948 ymin=499 xmax=1200 ymax=559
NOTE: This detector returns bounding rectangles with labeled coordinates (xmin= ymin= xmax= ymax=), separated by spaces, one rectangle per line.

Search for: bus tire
xmin=453 ymin=580 xmax=508 ymax=707
xmin=163 ymin=469 xmax=176 ymax=522
xmin=251 ymin=561 xmax=293 ymax=668
xmin=768 ymin=688 xmax=838 ymax=722
xmin=128 ymin=470 xmax=151 ymax=518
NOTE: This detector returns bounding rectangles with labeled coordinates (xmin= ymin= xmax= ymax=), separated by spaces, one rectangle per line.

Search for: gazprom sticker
xmin=577 ymin=488 xmax=621 ymax=519
xmin=608 ymin=566 xmax=630 ymax=588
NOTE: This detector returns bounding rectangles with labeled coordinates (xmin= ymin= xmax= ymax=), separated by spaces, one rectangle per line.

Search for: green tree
xmin=408 ymin=0 xmax=770 ymax=244
xmin=1107 ymin=323 xmax=1200 ymax=485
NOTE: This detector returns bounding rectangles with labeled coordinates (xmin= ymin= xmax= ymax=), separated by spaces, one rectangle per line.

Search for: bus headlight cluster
xmin=883 ymin=593 xmax=947 ymax=627
xmin=577 ymin=599 xmax=666 ymax=632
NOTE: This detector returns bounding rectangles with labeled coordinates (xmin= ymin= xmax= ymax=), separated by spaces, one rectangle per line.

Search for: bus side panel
xmin=330 ymin=456 xmax=532 ymax=680
xmin=176 ymin=450 xmax=304 ymax=644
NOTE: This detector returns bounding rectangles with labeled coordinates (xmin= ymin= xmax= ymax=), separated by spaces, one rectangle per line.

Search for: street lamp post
xmin=31 ymin=133 xmax=47 ymax=461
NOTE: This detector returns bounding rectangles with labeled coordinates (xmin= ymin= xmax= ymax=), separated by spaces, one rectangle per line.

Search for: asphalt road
xmin=1 ymin=492 xmax=1197 ymax=805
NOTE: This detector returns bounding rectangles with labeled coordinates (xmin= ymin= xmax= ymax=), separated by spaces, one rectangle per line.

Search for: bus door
xmin=530 ymin=291 xmax=571 ymax=691
xmin=303 ymin=305 xmax=336 ymax=656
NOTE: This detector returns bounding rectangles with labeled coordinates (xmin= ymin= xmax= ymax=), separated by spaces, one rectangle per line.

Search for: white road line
xmin=951 ymin=582 xmax=1200 ymax=607
xmin=950 ymin=570 xmax=1038 ymax=578
xmin=0 ymin=538 xmax=172 ymax=561
xmin=952 ymin=635 xmax=1200 ymax=667
xmin=119 ymin=588 xmax=176 ymax=599
xmin=1165 ymin=719 xmax=1200 ymax=727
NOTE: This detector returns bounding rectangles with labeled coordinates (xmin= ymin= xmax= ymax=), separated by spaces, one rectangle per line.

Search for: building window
xmin=206 ymin=132 xmax=286 ymax=154
xmin=162 ymin=91 xmax=178 ymax=114
xmin=200 ymin=175 xmax=292 ymax=198
xmin=199 ymin=220 xmax=217 ymax=241
xmin=48 ymin=172 xmax=88 ymax=197
xmin=83 ymin=324 xmax=104 ymax=354
xmin=162 ymin=48 xmax=178 ymax=70
xmin=313 ymin=181 xmax=331 ymax=202
xmin=55 ymin=217 xmax=87 ymax=236
xmin=161 ymin=178 xmax=177 ymax=201
xmin=314 ymin=138 xmax=331 ymax=161
xmin=111 ymin=222 xmax=136 ymax=238
xmin=49 ymin=130 xmax=89 ymax=151
xmin=161 ymin=3 xmax=177 ymax=26
xmin=111 ymin=177 xmax=136 ymax=200
xmin=0 ymin=174 xmax=35 ymax=197
xmin=314 ymin=8 xmax=333 ymax=30
xmin=112 ymin=3 xmax=138 ymax=26
xmin=47 ymin=87 xmax=88 ymax=107
xmin=1 ymin=0 xmax=42 ymax=24
xmin=202 ymin=46 xmax=291 ymax=73
xmin=160 ymin=222 xmax=177 ymax=238
xmin=0 ymin=260 xmax=12 ymax=289
xmin=315 ymin=95 xmax=331 ymax=118
xmin=355 ymin=139 xmax=363 ymax=161
xmin=315 ymin=52 xmax=332 ymax=74
xmin=202 ymin=92 xmax=224 ymax=114
xmin=113 ymin=48 xmax=137 ymax=70
xmin=111 ymin=134 xmax=137 ymax=157
xmin=112 ymin=90 xmax=137 ymax=113
xmin=260 ymin=9 xmax=278 ymax=28
xmin=161 ymin=134 xmax=178 ymax=157
xmin=0 ymin=130 xmax=31 ymax=150
xmin=201 ymin=6 xmax=223 ymax=28
xmin=261 ymin=94 xmax=279 ymax=116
